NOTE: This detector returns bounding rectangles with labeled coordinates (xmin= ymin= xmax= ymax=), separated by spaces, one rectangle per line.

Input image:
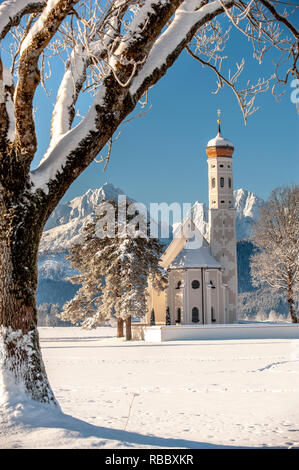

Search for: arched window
xmin=220 ymin=177 xmax=224 ymax=187
xmin=211 ymin=307 xmax=216 ymax=322
xmin=211 ymin=177 xmax=216 ymax=188
xmin=176 ymin=308 xmax=181 ymax=324
xmin=191 ymin=280 xmax=200 ymax=289
xmin=228 ymin=177 xmax=232 ymax=188
xmin=175 ymin=281 xmax=181 ymax=289
xmin=192 ymin=307 xmax=199 ymax=323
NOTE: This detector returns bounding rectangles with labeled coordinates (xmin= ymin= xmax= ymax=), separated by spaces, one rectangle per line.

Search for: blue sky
xmin=31 ymin=28 xmax=299 ymax=207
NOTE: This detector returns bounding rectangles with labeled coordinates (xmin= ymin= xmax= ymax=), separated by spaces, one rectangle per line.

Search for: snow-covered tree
xmin=0 ymin=0 xmax=298 ymax=406
xmin=250 ymin=185 xmax=299 ymax=323
xmin=59 ymin=199 xmax=167 ymax=339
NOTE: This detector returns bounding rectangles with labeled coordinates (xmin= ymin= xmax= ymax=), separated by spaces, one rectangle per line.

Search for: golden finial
xmin=217 ymin=109 xmax=221 ymax=133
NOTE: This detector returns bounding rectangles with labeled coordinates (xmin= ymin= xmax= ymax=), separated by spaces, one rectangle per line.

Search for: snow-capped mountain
xmin=234 ymin=188 xmax=264 ymax=240
xmin=38 ymin=183 xmax=264 ymax=283
xmin=44 ymin=183 xmax=132 ymax=231
xmin=41 ymin=184 xmax=264 ymax=254
xmin=179 ymin=188 xmax=264 ymax=241
xmin=40 ymin=183 xmax=135 ymax=253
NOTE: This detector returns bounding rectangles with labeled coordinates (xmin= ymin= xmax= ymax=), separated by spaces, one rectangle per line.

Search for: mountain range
xmin=39 ymin=183 xmax=264 ymax=254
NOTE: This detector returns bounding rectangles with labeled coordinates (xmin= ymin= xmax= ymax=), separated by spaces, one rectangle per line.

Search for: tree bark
xmin=0 ymin=184 xmax=58 ymax=406
xmin=287 ymin=272 xmax=297 ymax=323
xmin=117 ymin=318 xmax=124 ymax=338
xmin=125 ymin=316 xmax=132 ymax=341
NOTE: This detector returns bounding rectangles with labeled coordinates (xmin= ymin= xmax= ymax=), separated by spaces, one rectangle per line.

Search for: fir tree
xmin=59 ymin=199 xmax=167 ymax=339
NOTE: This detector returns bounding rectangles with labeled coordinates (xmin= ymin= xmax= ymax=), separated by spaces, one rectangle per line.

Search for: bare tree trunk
xmin=0 ymin=188 xmax=58 ymax=406
xmin=287 ymin=272 xmax=297 ymax=323
xmin=125 ymin=316 xmax=132 ymax=341
xmin=117 ymin=318 xmax=124 ymax=338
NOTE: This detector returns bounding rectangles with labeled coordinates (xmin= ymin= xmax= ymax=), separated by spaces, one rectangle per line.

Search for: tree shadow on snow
xmin=17 ymin=407 xmax=261 ymax=449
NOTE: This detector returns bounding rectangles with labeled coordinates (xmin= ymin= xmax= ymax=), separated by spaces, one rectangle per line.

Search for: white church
xmin=146 ymin=117 xmax=238 ymax=326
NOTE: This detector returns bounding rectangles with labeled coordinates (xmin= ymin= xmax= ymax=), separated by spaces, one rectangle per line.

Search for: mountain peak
xmin=41 ymin=185 xmax=265 ymax=253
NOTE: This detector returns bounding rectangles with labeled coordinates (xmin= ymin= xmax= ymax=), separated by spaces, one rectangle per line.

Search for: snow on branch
xmin=129 ymin=0 xmax=234 ymax=98
xmin=45 ymin=0 xmax=132 ymax=159
xmin=0 ymin=0 xmax=45 ymax=40
xmin=44 ymin=45 xmax=89 ymax=163
xmin=30 ymin=84 xmax=105 ymax=192
xmin=13 ymin=0 xmax=79 ymax=159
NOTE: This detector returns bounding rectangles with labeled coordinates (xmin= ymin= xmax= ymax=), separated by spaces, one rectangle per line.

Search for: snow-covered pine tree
xmin=60 ymin=199 xmax=167 ymax=338
xmin=250 ymin=185 xmax=299 ymax=323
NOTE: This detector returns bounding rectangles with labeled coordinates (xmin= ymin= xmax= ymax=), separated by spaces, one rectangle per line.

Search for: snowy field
xmin=1 ymin=326 xmax=299 ymax=449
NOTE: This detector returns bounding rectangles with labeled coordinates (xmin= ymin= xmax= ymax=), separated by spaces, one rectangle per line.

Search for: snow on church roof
xmin=169 ymin=237 xmax=221 ymax=270
xmin=207 ymin=130 xmax=234 ymax=149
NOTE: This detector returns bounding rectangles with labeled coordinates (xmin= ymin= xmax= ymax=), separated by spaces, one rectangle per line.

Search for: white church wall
xmin=143 ymin=324 xmax=299 ymax=342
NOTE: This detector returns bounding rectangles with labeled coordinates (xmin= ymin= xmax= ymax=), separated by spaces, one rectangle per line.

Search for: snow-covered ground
xmin=1 ymin=326 xmax=299 ymax=449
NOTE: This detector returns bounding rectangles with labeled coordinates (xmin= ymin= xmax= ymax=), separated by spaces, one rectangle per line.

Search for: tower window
xmin=176 ymin=308 xmax=181 ymax=324
xmin=175 ymin=281 xmax=182 ymax=289
xmin=211 ymin=307 xmax=216 ymax=322
xmin=192 ymin=280 xmax=200 ymax=289
xmin=228 ymin=165 xmax=231 ymax=168
xmin=192 ymin=307 xmax=199 ymax=323
xmin=211 ymin=177 xmax=216 ymax=188
xmin=221 ymin=200 xmax=225 ymax=204
xmin=220 ymin=164 xmax=224 ymax=168
xmin=228 ymin=177 xmax=232 ymax=188
xmin=220 ymin=177 xmax=224 ymax=187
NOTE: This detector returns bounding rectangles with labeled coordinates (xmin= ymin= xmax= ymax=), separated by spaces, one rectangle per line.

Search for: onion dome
xmin=206 ymin=111 xmax=234 ymax=157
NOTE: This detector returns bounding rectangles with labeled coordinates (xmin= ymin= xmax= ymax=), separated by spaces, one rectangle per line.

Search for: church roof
xmin=206 ymin=130 xmax=234 ymax=149
xmin=168 ymin=237 xmax=221 ymax=270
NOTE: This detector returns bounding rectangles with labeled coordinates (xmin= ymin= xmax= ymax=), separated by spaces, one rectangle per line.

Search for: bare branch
xmin=186 ymin=44 xmax=273 ymax=123
xmin=259 ymin=0 xmax=299 ymax=39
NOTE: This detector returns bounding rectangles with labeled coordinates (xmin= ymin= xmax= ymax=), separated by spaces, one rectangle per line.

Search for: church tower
xmin=206 ymin=112 xmax=238 ymax=323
